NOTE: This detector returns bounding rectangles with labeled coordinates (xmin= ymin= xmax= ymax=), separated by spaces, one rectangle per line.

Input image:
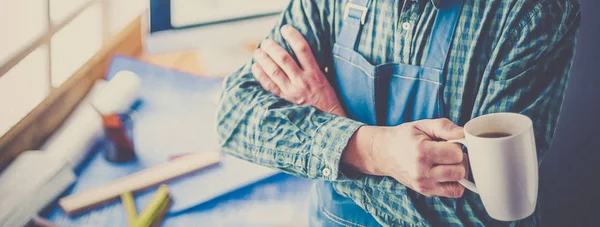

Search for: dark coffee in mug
xmin=477 ymin=132 xmax=512 ymax=138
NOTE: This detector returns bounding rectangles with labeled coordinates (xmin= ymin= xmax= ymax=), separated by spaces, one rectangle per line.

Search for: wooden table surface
xmin=139 ymin=50 xmax=206 ymax=76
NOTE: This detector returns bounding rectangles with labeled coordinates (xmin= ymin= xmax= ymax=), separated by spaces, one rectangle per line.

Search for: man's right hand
xmin=342 ymin=118 xmax=469 ymax=198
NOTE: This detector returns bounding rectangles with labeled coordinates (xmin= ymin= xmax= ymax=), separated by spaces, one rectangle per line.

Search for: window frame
xmin=0 ymin=0 xmax=146 ymax=170
xmin=0 ymin=0 xmax=110 ymax=139
xmin=0 ymin=0 xmax=105 ymax=81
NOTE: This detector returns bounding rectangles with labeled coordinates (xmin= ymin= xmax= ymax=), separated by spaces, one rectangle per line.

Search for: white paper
xmin=92 ymin=70 xmax=141 ymax=115
xmin=42 ymin=80 xmax=106 ymax=168
xmin=0 ymin=151 xmax=72 ymax=225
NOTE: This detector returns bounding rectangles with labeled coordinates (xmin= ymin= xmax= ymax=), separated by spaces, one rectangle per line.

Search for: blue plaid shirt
xmin=216 ymin=0 xmax=581 ymax=226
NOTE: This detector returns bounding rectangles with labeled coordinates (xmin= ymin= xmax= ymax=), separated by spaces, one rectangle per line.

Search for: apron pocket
xmin=332 ymin=44 xmax=378 ymax=125
xmin=385 ymin=70 xmax=444 ymax=126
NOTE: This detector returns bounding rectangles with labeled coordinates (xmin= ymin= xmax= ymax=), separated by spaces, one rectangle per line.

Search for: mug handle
xmin=447 ymin=138 xmax=478 ymax=194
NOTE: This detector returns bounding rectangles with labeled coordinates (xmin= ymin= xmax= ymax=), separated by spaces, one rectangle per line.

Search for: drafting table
xmin=42 ymin=56 xmax=313 ymax=226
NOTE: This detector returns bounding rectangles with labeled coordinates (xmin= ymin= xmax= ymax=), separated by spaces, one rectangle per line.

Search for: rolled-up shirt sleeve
xmin=216 ymin=0 xmax=364 ymax=181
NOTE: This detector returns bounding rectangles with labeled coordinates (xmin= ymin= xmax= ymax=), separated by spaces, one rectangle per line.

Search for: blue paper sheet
xmin=44 ymin=56 xmax=313 ymax=226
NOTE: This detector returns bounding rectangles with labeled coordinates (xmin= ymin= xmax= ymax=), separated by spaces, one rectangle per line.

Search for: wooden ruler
xmin=59 ymin=152 xmax=221 ymax=216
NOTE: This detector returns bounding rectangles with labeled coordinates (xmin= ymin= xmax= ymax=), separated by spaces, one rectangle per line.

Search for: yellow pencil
xmin=121 ymin=191 xmax=137 ymax=226
xmin=133 ymin=184 xmax=170 ymax=227
xmin=149 ymin=195 xmax=172 ymax=227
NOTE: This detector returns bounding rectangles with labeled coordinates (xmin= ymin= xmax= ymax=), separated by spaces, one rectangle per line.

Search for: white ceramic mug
xmin=448 ymin=112 xmax=538 ymax=221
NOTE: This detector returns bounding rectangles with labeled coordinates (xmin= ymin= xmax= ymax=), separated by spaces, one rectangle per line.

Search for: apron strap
xmin=336 ymin=0 xmax=370 ymax=49
xmin=423 ymin=0 xmax=464 ymax=70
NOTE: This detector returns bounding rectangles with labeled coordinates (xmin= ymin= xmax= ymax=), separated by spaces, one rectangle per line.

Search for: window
xmin=0 ymin=0 xmax=284 ymax=138
xmin=0 ymin=0 xmax=148 ymax=138
xmin=51 ymin=3 xmax=102 ymax=87
xmin=106 ymin=0 xmax=148 ymax=36
xmin=0 ymin=0 xmax=47 ymax=66
xmin=49 ymin=0 xmax=92 ymax=23
xmin=0 ymin=47 xmax=49 ymax=136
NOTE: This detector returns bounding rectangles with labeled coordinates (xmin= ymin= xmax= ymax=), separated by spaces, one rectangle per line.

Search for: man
xmin=216 ymin=0 xmax=580 ymax=226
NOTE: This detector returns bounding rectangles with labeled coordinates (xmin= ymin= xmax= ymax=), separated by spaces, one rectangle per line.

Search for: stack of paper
xmin=0 ymin=150 xmax=76 ymax=227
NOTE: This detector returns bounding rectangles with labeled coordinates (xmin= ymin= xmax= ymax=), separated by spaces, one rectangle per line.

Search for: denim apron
xmin=309 ymin=0 xmax=464 ymax=226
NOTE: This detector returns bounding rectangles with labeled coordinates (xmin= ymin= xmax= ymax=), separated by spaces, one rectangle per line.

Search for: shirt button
xmin=402 ymin=22 xmax=412 ymax=31
xmin=322 ymin=168 xmax=331 ymax=177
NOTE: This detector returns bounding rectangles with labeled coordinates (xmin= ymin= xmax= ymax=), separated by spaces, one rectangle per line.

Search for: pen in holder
xmin=102 ymin=113 xmax=136 ymax=163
